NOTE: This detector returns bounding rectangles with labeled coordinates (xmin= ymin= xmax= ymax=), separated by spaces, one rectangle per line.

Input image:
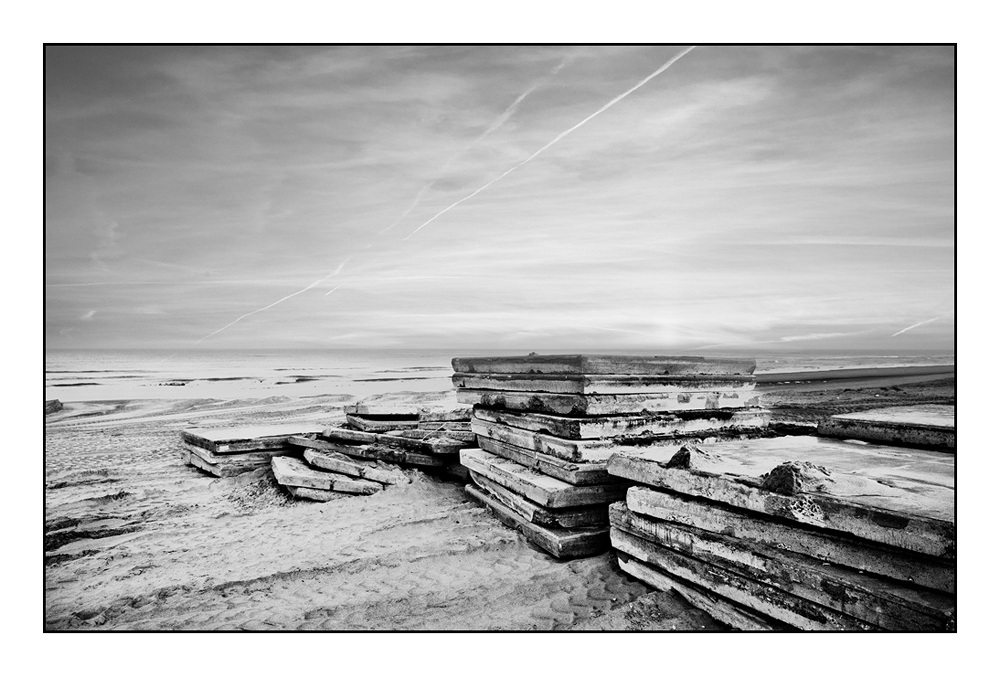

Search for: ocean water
xmin=44 ymin=348 xmax=955 ymax=403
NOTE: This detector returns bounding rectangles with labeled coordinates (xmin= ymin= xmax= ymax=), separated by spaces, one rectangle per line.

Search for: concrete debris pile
xmin=287 ymin=398 xmax=475 ymax=487
xmin=181 ymin=423 xmax=324 ymax=478
xmin=453 ymin=354 xmax=771 ymax=559
xmin=607 ymin=434 xmax=956 ymax=630
xmin=271 ymin=451 xmax=409 ymax=502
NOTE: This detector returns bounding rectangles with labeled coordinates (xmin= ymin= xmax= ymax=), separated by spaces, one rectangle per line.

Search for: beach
xmin=44 ymin=354 xmax=955 ymax=630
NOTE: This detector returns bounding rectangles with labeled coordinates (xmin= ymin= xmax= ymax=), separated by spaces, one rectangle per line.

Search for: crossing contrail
xmin=403 ymin=46 xmax=696 ymax=241
xmin=380 ymin=57 xmax=571 ymax=236
xmin=891 ymin=316 xmax=941 ymax=337
xmin=197 ymin=258 xmax=350 ymax=342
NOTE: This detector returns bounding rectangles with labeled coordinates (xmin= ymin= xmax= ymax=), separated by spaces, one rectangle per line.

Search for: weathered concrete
xmin=181 ymin=423 xmax=325 ymax=453
xmin=472 ymin=406 xmax=771 ymax=440
xmin=345 ymin=414 xmax=419 ymax=432
xmin=320 ymin=426 xmax=464 ymax=455
xmin=458 ymin=388 xmax=760 ymax=416
xmin=417 ymin=406 xmax=472 ymax=422
xmin=271 ymin=456 xmax=382 ymax=495
xmin=181 ymin=442 xmax=295 ymax=465
xmin=459 ymin=448 xmax=627 ymax=509
xmin=45 ymin=399 xmax=63 ymax=415
xmin=452 ymin=354 xmax=756 ymax=376
xmin=184 ymin=450 xmax=265 ymax=478
xmin=469 ymin=471 xmax=610 ymax=528
xmin=476 ymin=436 xmax=612 ymax=486
xmin=607 ymin=437 xmax=955 ymax=559
xmin=465 ymin=484 xmax=610 ymax=558
xmin=818 ymin=405 xmax=955 ymax=450
xmin=610 ymin=502 xmax=954 ymax=631
xmin=285 ymin=485 xmax=352 ymax=502
xmin=626 ymin=486 xmax=954 ymax=593
xmin=471 ymin=416 xmax=617 ymax=462
xmin=616 ymin=555 xmax=787 ymax=631
xmin=453 ymin=372 xmax=756 ymax=395
xmin=302 ymin=448 xmax=408 ymax=485
xmin=611 ymin=527 xmax=877 ymax=630
xmin=288 ymin=435 xmax=446 ymax=467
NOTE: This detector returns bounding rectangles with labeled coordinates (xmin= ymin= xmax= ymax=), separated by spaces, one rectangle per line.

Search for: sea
xmin=44 ymin=349 xmax=956 ymax=403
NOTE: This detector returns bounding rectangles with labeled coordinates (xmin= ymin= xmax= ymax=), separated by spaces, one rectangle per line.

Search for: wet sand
xmin=43 ymin=370 xmax=955 ymax=631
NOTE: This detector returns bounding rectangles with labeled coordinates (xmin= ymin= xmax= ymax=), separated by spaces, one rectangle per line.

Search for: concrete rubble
xmin=455 ymin=354 xmax=771 ymax=559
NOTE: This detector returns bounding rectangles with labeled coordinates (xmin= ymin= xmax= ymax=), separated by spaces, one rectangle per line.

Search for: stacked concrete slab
xmin=271 ymin=451 xmax=408 ymax=501
xmin=454 ymin=354 xmax=771 ymax=559
xmin=181 ymin=423 xmax=324 ymax=478
xmin=607 ymin=435 xmax=956 ymax=631
xmin=287 ymin=398 xmax=473 ymax=485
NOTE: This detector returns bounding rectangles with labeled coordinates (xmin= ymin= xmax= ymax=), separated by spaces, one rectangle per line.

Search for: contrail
xmin=381 ymin=56 xmax=571 ymax=236
xmin=403 ymin=46 xmax=696 ymax=241
xmin=891 ymin=316 xmax=941 ymax=337
xmin=197 ymin=258 xmax=350 ymax=342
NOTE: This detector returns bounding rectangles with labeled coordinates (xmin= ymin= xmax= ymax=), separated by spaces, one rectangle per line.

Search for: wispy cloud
xmin=891 ymin=317 xmax=941 ymax=337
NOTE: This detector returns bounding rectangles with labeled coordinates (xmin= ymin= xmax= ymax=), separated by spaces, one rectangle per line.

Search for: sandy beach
xmin=43 ymin=367 xmax=954 ymax=631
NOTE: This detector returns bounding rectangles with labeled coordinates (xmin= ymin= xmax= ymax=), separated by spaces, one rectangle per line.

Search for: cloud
xmin=80 ymin=310 xmax=97 ymax=321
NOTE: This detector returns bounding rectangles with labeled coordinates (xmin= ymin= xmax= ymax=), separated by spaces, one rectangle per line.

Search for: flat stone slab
xmin=453 ymin=372 xmax=756 ymax=395
xmin=818 ymin=405 xmax=955 ymax=450
xmin=610 ymin=502 xmax=954 ymax=631
xmin=418 ymin=406 xmax=472 ymax=422
xmin=608 ymin=436 xmax=955 ymax=559
xmin=182 ymin=423 xmax=325 ymax=453
xmin=452 ymin=354 xmax=756 ymax=376
xmin=345 ymin=415 xmax=419 ymax=432
xmin=458 ymin=388 xmax=761 ymax=416
xmin=616 ymin=555 xmax=787 ymax=631
xmin=302 ymin=448 xmax=409 ymax=485
xmin=285 ymin=486 xmax=353 ymax=502
xmin=472 ymin=406 xmax=771 ymax=440
xmin=320 ymin=427 xmax=464 ymax=455
xmin=459 ymin=448 xmax=626 ymax=509
xmin=611 ymin=527 xmax=877 ymax=630
xmin=466 ymin=484 xmax=610 ymax=558
xmin=182 ymin=442 xmax=295 ymax=465
xmin=469 ymin=471 xmax=610 ymax=528
xmin=626 ymin=486 xmax=954 ymax=593
xmin=471 ymin=415 xmax=617 ymax=462
xmin=271 ymin=456 xmax=382 ymax=494
xmin=289 ymin=435 xmax=446 ymax=468
xmin=476 ymin=436 xmax=612 ymax=486
xmin=185 ymin=450 xmax=266 ymax=478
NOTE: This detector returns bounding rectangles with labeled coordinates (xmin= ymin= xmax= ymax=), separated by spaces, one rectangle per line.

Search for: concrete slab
xmin=611 ymin=527 xmax=876 ymax=630
xmin=289 ymin=435 xmax=446 ymax=467
xmin=453 ymin=372 xmax=756 ymax=395
xmin=610 ymin=502 xmax=954 ymax=631
xmin=457 ymin=388 xmax=761 ymax=416
xmin=345 ymin=415 xmax=419 ymax=432
xmin=469 ymin=471 xmax=610 ymax=528
xmin=476 ymin=436 xmax=611 ymax=486
xmin=465 ymin=484 xmax=610 ymax=558
xmin=626 ymin=486 xmax=954 ymax=593
xmin=459 ymin=448 xmax=627 ymax=509
xmin=452 ymin=354 xmax=756 ymax=376
xmin=616 ymin=555 xmax=788 ymax=631
xmin=181 ymin=442 xmax=295 ymax=465
xmin=608 ymin=436 xmax=955 ymax=558
xmin=302 ymin=448 xmax=409 ymax=485
xmin=271 ymin=456 xmax=382 ymax=494
xmin=472 ymin=406 xmax=771 ymax=440
xmin=320 ymin=426 xmax=464 ymax=455
xmin=818 ymin=405 xmax=955 ymax=450
xmin=181 ymin=423 xmax=325 ymax=453
xmin=184 ymin=450 xmax=266 ymax=478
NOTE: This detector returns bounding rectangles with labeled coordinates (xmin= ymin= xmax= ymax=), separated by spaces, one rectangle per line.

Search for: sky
xmin=45 ymin=45 xmax=955 ymax=352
